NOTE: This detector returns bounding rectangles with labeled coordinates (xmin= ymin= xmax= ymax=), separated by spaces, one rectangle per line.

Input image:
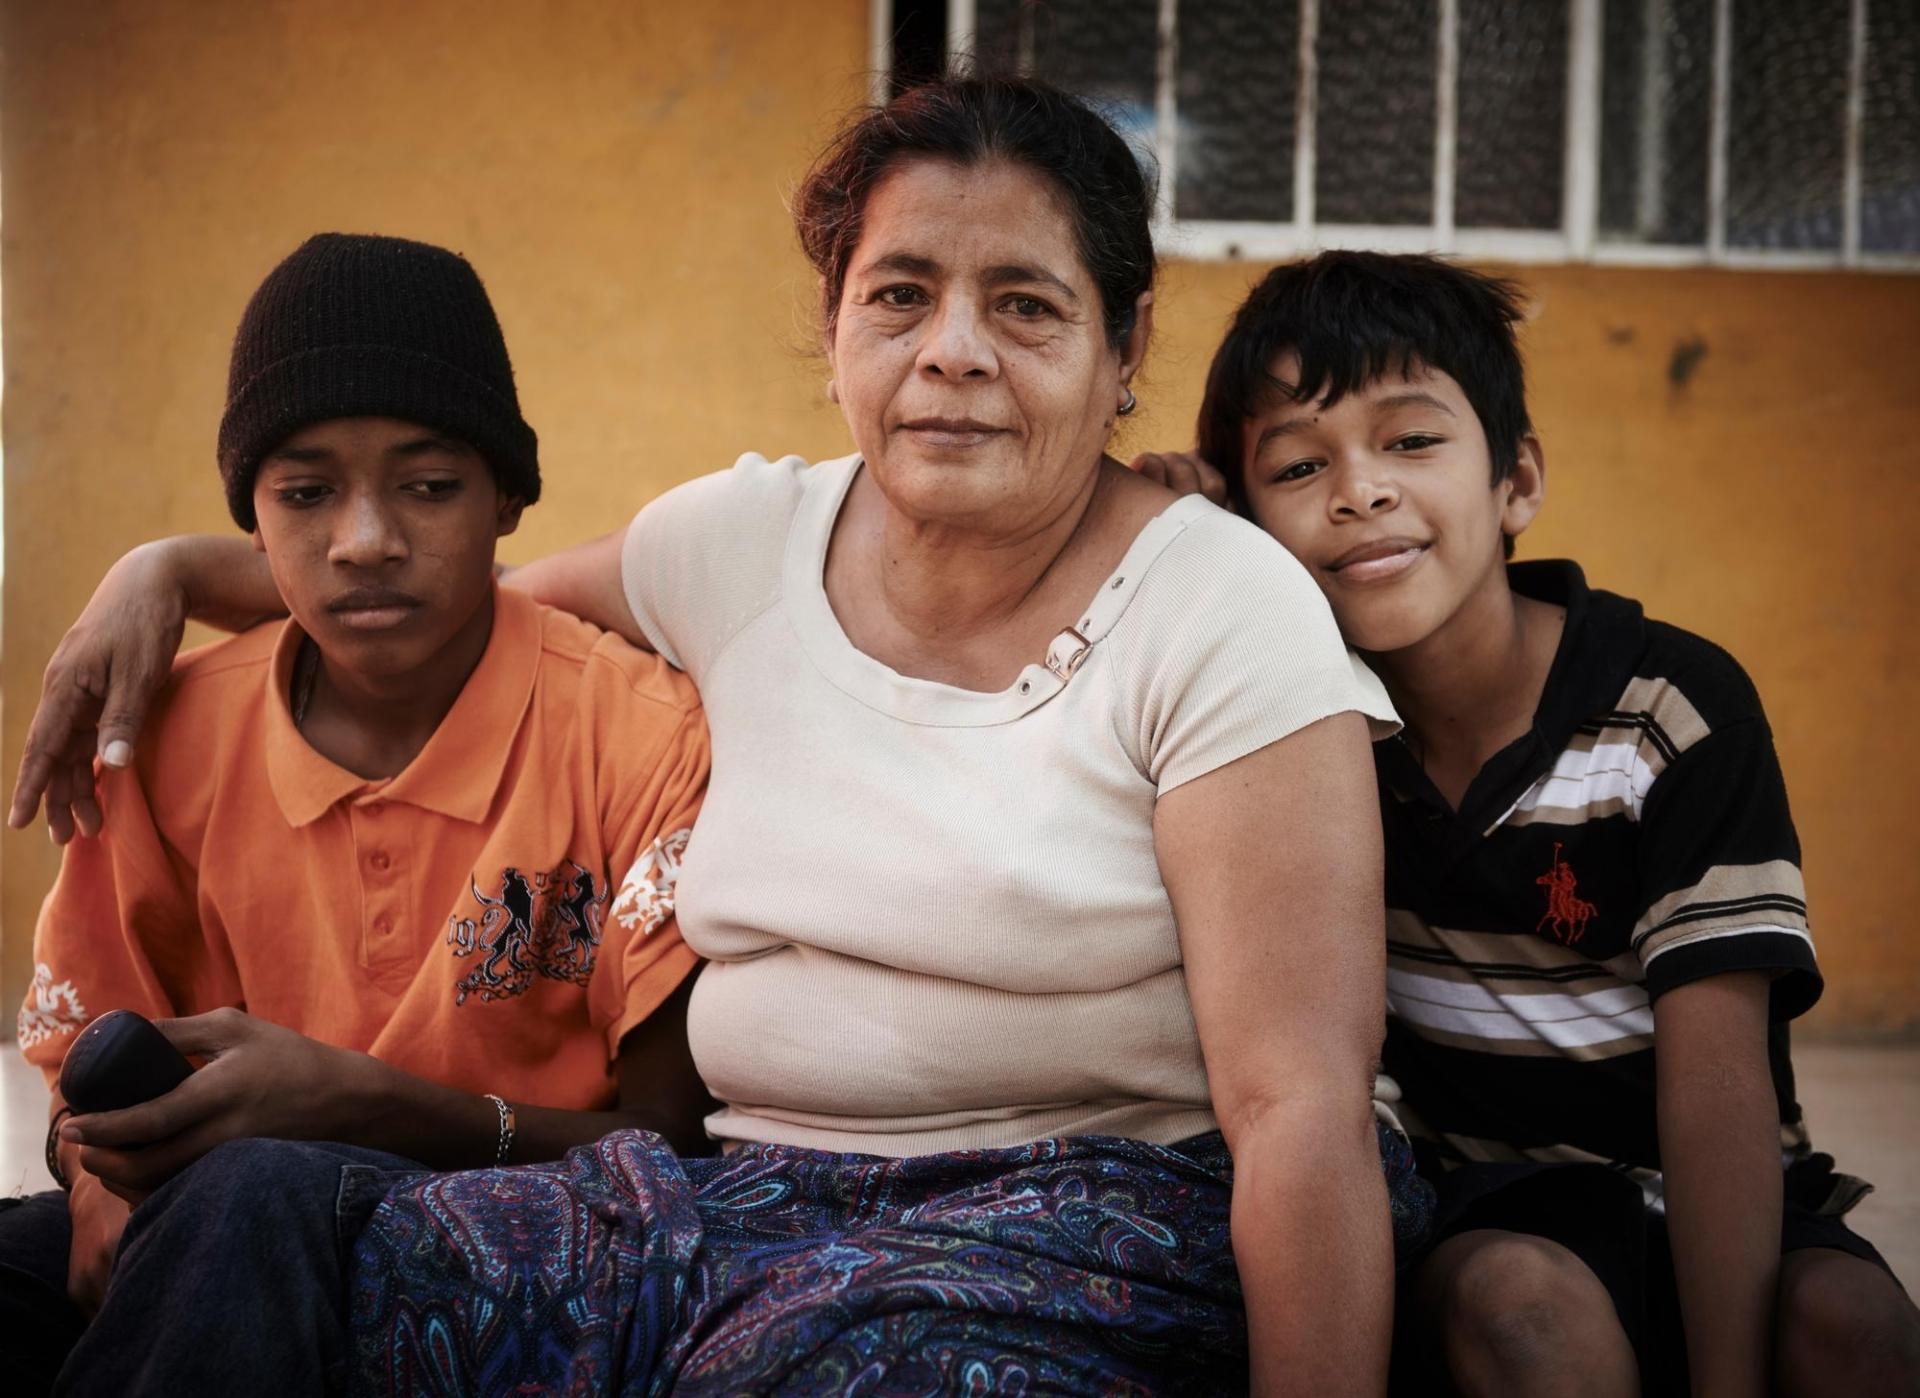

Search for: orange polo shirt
xmin=19 ymin=586 xmax=707 ymax=1111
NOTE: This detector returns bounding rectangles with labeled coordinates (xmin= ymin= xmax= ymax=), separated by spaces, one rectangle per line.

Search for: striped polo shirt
xmin=1378 ymin=561 xmax=1823 ymax=1197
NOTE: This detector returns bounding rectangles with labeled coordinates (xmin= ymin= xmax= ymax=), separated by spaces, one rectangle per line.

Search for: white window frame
xmin=875 ymin=0 xmax=1920 ymax=273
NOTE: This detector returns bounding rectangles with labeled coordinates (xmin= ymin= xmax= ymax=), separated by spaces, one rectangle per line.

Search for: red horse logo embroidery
xmin=1536 ymin=842 xmax=1597 ymax=945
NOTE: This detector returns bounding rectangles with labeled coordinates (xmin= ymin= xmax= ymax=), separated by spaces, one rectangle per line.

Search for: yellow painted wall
xmin=4 ymin=4 xmax=1916 ymax=1031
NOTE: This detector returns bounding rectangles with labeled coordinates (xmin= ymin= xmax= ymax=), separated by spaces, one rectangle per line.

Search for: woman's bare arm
xmin=1155 ymin=710 xmax=1393 ymax=1398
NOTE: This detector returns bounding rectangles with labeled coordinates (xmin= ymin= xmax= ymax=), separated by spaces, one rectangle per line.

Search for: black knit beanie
xmin=217 ymin=233 xmax=540 ymax=530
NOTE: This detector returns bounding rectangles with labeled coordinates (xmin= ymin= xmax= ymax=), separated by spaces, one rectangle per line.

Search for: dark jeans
xmin=55 ymin=1139 xmax=420 ymax=1398
xmin=0 ymin=1189 xmax=85 ymax=1393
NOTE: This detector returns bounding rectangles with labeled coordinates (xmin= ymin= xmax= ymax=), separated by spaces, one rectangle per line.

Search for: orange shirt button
xmin=369 ymin=851 xmax=391 ymax=872
xmin=373 ymin=915 xmax=392 ymax=935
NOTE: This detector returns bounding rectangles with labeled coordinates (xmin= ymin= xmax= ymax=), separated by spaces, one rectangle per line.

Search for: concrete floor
xmin=3 ymin=1040 xmax=1916 ymax=1285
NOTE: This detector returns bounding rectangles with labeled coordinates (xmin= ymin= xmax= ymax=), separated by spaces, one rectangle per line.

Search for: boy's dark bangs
xmin=1265 ymin=333 xmax=1422 ymax=415
xmin=1202 ymin=317 xmax=1421 ymax=487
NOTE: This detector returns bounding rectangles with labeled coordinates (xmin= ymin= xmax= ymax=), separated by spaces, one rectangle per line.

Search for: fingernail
xmin=60 ymin=1124 xmax=83 ymax=1143
xmin=103 ymin=741 xmax=132 ymax=768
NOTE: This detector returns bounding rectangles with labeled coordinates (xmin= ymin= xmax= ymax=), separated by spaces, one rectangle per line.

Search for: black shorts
xmin=1393 ymin=1158 xmax=1895 ymax=1397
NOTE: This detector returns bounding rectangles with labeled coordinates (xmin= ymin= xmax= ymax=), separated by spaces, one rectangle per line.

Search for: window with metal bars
xmin=872 ymin=0 xmax=1920 ymax=270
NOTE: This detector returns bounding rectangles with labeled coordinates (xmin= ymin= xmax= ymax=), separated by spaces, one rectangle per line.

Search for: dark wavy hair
xmin=793 ymin=71 xmax=1157 ymax=348
xmin=1198 ymin=252 xmax=1533 ymax=515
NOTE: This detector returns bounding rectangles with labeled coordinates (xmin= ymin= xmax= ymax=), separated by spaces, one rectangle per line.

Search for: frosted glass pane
xmin=1316 ymin=0 xmax=1438 ymax=226
xmin=1598 ymin=0 xmax=1714 ymax=245
xmin=1726 ymin=0 xmax=1849 ymax=250
xmin=1175 ymin=0 xmax=1299 ymax=221
xmin=975 ymin=0 xmax=1158 ymax=152
xmin=1456 ymin=0 xmax=1568 ymax=229
xmin=1862 ymin=0 xmax=1920 ymax=253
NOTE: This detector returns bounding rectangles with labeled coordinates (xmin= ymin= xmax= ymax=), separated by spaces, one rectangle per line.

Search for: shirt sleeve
xmin=1631 ymin=717 xmax=1821 ymax=1017
xmin=583 ymin=650 xmax=711 ymax=1056
xmin=17 ymin=764 xmax=230 ymax=1088
xmin=618 ymin=452 xmax=808 ymax=682
xmin=1119 ymin=511 xmax=1400 ymax=795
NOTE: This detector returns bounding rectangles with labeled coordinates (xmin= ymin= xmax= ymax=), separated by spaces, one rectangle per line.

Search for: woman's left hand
xmin=62 ymin=1008 xmax=370 ymax=1199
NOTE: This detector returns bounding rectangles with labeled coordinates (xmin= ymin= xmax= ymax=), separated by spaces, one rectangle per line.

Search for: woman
xmin=17 ymin=77 xmax=1428 ymax=1394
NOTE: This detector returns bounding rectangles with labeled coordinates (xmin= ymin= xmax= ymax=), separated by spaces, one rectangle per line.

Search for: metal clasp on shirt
xmin=1044 ymin=626 xmax=1093 ymax=682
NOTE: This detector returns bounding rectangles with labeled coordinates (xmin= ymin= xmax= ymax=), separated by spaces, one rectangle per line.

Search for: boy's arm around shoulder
xmin=504 ymin=529 xmax=649 ymax=649
xmin=507 ymin=453 xmax=810 ymax=675
xmin=11 ymin=536 xmax=282 ymax=842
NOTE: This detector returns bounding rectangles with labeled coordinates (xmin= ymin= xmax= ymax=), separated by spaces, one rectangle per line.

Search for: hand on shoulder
xmin=10 ymin=541 xmax=194 ymax=842
xmin=1126 ymin=449 xmax=1230 ymax=508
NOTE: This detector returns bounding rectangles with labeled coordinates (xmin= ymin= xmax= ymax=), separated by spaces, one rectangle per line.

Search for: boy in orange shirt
xmin=0 ymin=234 xmax=710 ymax=1393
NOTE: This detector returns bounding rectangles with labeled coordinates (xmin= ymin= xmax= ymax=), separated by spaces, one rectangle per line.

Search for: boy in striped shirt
xmin=1141 ymin=252 xmax=1918 ymax=1396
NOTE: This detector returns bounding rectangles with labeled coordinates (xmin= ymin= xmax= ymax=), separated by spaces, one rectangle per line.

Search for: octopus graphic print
xmin=447 ymin=861 xmax=607 ymax=1004
xmin=446 ymin=831 xmax=691 ymax=1005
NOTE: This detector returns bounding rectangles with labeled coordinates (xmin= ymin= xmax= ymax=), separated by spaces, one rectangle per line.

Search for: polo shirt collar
xmin=1510 ymin=560 xmax=1645 ymax=759
xmin=265 ymin=585 xmax=542 ymax=828
xmin=1376 ymin=560 xmax=1646 ymax=830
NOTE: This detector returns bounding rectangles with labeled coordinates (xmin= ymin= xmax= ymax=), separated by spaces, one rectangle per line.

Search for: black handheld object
xmin=58 ymin=1009 xmax=195 ymax=1113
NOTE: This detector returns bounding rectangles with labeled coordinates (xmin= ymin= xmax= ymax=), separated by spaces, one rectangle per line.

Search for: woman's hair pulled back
xmin=794 ymin=71 xmax=1157 ymax=348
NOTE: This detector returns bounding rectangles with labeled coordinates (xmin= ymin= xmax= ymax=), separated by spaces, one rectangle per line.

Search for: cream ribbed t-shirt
xmin=621 ymin=453 xmax=1396 ymax=1156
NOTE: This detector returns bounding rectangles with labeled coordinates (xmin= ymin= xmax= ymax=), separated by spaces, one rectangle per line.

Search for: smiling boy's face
xmin=251 ymin=416 xmax=523 ymax=682
xmin=1240 ymin=354 xmax=1543 ymax=655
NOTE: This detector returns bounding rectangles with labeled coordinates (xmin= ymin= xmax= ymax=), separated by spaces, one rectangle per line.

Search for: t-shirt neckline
xmin=782 ymin=454 xmax=1211 ymax=728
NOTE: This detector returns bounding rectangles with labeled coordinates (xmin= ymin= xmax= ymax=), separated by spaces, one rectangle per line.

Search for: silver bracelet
xmin=484 ymin=1093 xmax=516 ymax=1166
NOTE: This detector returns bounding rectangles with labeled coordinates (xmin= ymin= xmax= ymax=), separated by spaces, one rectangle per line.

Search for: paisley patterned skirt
xmin=349 ymin=1124 xmax=1433 ymax=1396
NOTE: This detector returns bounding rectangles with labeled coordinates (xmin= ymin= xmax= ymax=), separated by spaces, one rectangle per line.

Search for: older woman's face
xmin=829 ymin=157 xmax=1138 ymax=536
